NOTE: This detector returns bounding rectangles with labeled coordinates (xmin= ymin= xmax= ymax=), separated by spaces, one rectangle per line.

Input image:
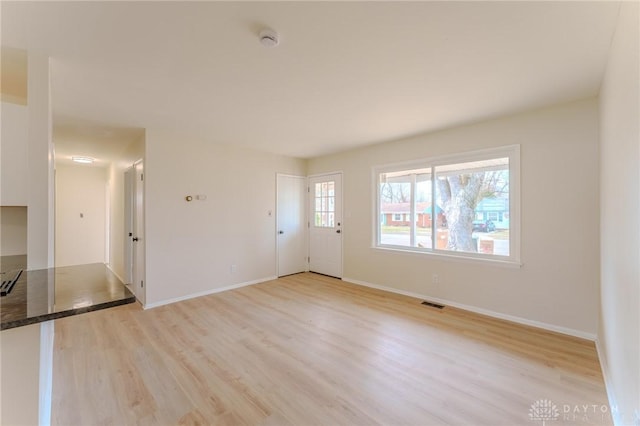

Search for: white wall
xmin=308 ymin=98 xmax=600 ymax=338
xmin=26 ymin=51 xmax=54 ymax=270
xmin=0 ymin=102 xmax=29 ymax=206
xmin=145 ymin=130 xmax=306 ymax=306
xmin=107 ymin=164 xmax=126 ymax=279
xmin=1 ymin=52 xmax=54 ymax=269
xmin=107 ymin=134 xmax=145 ymax=282
xmin=0 ymin=206 xmax=28 ymax=256
xmin=598 ymin=2 xmax=640 ymax=425
xmin=55 ymin=164 xmax=107 ymax=267
xmin=0 ymin=322 xmax=54 ymax=426
xmin=0 ymin=50 xmax=54 ymax=426
xmin=0 ymin=323 xmax=42 ymax=426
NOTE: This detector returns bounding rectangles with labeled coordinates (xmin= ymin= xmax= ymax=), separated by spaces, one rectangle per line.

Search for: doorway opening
xmin=52 ymin=124 xmax=145 ymax=302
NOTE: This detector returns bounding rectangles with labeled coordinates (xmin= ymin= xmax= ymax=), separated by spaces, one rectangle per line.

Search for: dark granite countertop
xmin=1 ymin=257 xmax=136 ymax=330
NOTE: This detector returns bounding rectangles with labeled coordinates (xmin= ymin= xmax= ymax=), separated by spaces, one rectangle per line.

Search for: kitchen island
xmin=1 ymin=260 xmax=136 ymax=330
xmin=0 ymin=258 xmax=136 ymax=425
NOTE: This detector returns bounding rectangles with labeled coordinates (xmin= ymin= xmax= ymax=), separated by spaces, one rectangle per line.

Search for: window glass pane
xmin=379 ymin=170 xmax=432 ymax=247
xmin=328 ymin=182 xmax=335 ymax=196
xmin=380 ymin=173 xmax=409 ymax=247
xmin=314 ymin=180 xmax=336 ymax=228
xmin=435 ymin=159 xmax=509 ymax=256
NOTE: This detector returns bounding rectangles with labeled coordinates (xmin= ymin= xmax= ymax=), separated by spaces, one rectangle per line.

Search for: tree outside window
xmin=376 ymin=146 xmax=519 ymax=262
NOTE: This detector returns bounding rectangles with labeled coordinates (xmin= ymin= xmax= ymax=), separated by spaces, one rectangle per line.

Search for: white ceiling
xmin=1 ymin=1 xmax=621 ymax=159
xmin=53 ymin=121 xmax=144 ymax=167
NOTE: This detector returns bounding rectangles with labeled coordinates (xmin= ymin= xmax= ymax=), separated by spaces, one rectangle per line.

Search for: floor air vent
xmin=421 ymin=300 xmax=445 ymax=309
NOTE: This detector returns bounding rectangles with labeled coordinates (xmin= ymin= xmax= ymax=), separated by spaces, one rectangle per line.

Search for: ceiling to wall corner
xmin=53 ymin=123 xmax=144 ymax=168
xmin=1 ymin=1 xmax=621 ymax=159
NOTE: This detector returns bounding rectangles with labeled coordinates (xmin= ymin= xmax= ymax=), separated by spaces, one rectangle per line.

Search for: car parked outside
xmin=472 ymin=219 xmax=496 ymax=232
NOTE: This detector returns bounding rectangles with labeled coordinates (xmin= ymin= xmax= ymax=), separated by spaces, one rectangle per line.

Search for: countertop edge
xmin=1 ymin=295 xmax=137 ymax=331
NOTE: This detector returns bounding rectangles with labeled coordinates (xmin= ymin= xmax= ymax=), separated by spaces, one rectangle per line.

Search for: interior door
xmin=132 ymin=160 xmax=145 ymax=305
xmin=123 ymin=167 xmax=134 ymax=284
xmin=308 ymin=173 xmax=343 ymax=278
xmin=276 ymin=174 xmax=307 ymax=277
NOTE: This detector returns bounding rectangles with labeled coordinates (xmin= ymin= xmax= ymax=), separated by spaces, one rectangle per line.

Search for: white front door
xmin=308 ymin=173 xmax=343 ymax=278
xmin=133 ymin=160 xmax=145 ymax=305
xmin=276 ymin=174 xmax=307 ymax=277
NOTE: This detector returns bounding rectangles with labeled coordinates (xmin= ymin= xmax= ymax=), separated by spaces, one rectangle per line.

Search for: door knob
xmin=336 ymin=230 xmax=341 ymax=234
xmin=132 ymin=237 xmax=139 ymax=242
xmin=278 ymin=230 xmax=284 ymax=234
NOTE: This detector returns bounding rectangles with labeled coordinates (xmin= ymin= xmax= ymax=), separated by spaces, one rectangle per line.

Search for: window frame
xmin=373 ymin=145 xmax=521 ymax=266
xmin=313 ymin=181 xmax=336 ymax=228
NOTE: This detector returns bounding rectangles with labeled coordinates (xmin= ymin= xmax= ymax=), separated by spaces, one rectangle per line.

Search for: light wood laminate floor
xmin=52 ymin=273 xmax=612 ymax=425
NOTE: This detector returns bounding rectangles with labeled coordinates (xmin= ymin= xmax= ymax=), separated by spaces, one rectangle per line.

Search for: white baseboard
xmin=342 ymin=276 xmax=597 ymax=341
xmin=595 ymin=339 xmax=625 ymax=426
xmin=105 ymin=263 xmax=128 ymax=285
xmin=143 ymin=276 xmax=277 ymax=310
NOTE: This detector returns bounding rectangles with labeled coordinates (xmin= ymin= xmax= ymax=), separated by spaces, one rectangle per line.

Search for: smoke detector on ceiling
xmin=259 ymin=29 xmax=280 ymax=48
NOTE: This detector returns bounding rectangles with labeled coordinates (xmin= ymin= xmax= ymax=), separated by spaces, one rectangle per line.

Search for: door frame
xmin=132 ymin=159 xmax=145 ymax=305
xmin=275 ymin=173 xmax=308 ymax=277
xmin=307 ymin=171 xmax=344 ymax=279
xmin=105 ymin=181 xmax=111 ymax=265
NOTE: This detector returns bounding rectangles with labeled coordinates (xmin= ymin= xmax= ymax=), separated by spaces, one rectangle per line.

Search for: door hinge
xmin=141 ymin=280 xmax=144 ymax=288
xmin=308 ymin=221 xmax=310 ymax=228
xmin=307 ymin=186 xmax=310 ymax=193
xmin=307 ymin=257 xmax=310 ymax=263
xmin=140 ymin=174 xmax=144 ymax=181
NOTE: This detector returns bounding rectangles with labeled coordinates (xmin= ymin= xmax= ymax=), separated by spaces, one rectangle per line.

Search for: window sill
xmin=372 ymin=245 xmax=523 ymax=268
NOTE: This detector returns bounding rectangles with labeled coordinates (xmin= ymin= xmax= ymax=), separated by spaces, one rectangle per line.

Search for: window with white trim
xmin=375 ymin=145 xmax=520 ymax=263
xmin=314 ymin=181 xmax=336 ymax=227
